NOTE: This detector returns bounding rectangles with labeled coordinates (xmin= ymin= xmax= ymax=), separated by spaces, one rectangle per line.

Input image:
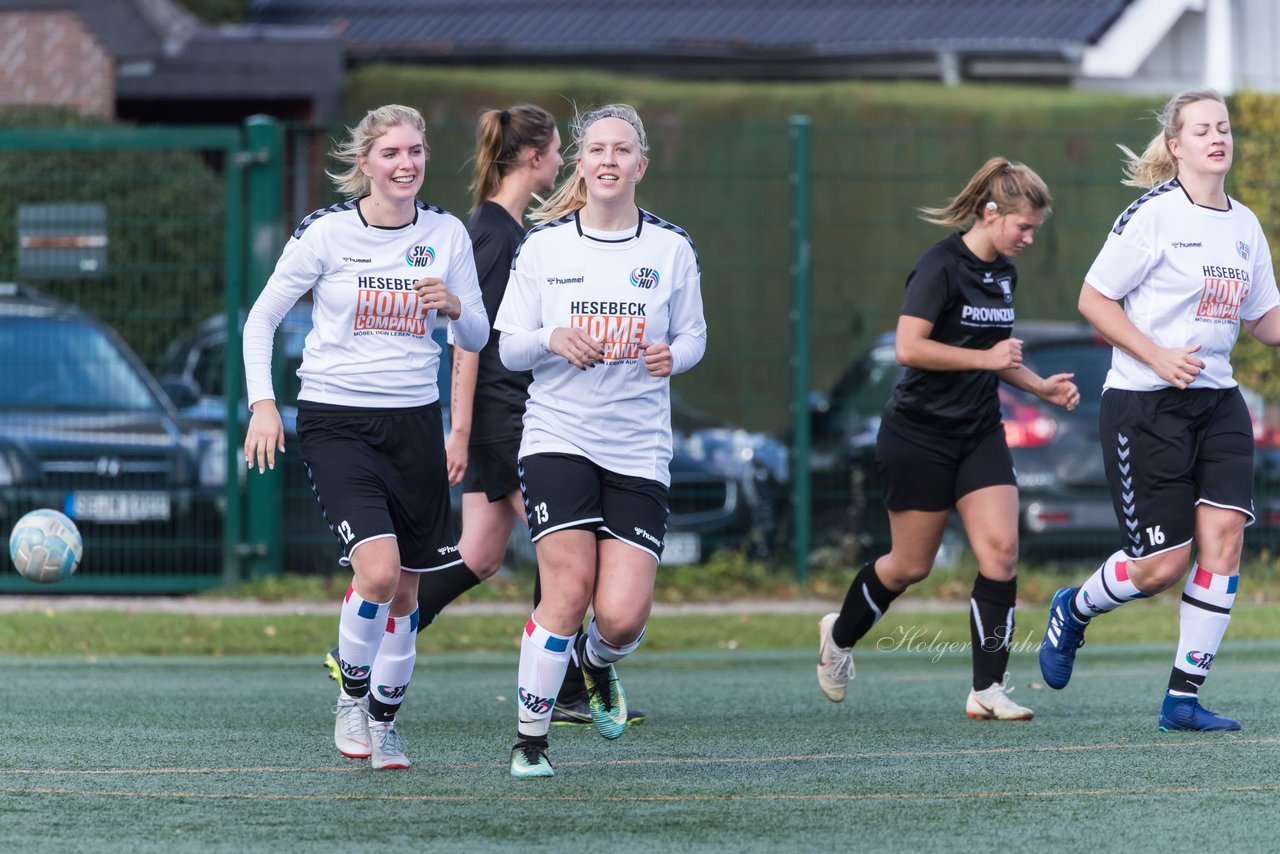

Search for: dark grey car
xmin=0 ymin=284 xmax=222 ymax=590
xmin=804 ymin=321 xmax=1280 ymax=564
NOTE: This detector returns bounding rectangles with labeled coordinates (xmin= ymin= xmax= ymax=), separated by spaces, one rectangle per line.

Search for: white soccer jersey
xmin=494 ymin=210 xmax=708 ymax=486
xmin=1085 ymin=180 xmax=1279 ymax=392
xmin=244 ymin=200 xmax=488 ymax=408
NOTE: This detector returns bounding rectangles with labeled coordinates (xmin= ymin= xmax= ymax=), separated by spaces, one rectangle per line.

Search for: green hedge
xmin=1229 ymin=92 xmax=1280 ymax=404
xmin=0 ymin=122 xmax=227 ymax=368
xmin=343 ymin=68 xmax=1172 ymax=429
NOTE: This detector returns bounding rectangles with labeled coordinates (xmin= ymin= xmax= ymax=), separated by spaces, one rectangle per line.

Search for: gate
xmin=0 ymin=120 xmax=281 ymax=593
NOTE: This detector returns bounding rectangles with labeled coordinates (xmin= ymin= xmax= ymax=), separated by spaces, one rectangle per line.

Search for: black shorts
xmin=518 ymin=452 xmax=670 ymax=561
xmin=875 ymin=414 xmax=1016 ymax=512
xmin=296 ymin=402 xmax=461 ymax=572
xmin=1100 ymin=387 xmax=1255 ymax=559
xmin=461 ymin=436 xmax=521 ymax=502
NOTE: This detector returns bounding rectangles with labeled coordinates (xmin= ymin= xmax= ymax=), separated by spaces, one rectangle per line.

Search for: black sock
xmin=559 ymin=630 xmax=587 ymax=699
xmin=832 ymin=559 xmax=902 ymax=648
xmin=416 ymin=563 xmax=481 ymax=626
xmin=367 ymin=696 xmax=398 ymax=722
xmin=970 ymin=575 xmax=1018 ymax=691
xmin=339 ymin=670 xmax=370 ymax=699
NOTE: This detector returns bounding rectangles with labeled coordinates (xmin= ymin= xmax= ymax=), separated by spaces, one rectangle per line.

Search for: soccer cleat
xmin=509 ymin=740 xmax=555 ymax=778
xmin=550 ymin=692 xmax=593 ymax=725
xmin=575 ymin=634 xmax=629 ymax=739
xmin=1158 ymin=694 xmax=1241 ymax=732
xmin=1039 ymin=586 xmax=1088 ymax=690
xmin=816 ymin=612 xmax=854 ymax=703
xmin=323 ymin=645 xmax=341 ymax=683
xmin=369 ymin=719 xmax=411 ymax=769
xmin=552 ymin=692 xmax=647 ymax=726
xmin=332 ymin=693 xmax=371 ymax=759
xmin=966 ymin=674 xmax=1034 ymax=721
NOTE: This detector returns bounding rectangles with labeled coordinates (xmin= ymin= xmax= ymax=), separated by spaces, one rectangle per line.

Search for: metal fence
xmin=1 ymin=115 xmax=1276 ymax=592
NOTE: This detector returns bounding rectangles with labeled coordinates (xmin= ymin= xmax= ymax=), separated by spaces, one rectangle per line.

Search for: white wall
xmin=1079 ymin=0 xmax=1280 ymax=95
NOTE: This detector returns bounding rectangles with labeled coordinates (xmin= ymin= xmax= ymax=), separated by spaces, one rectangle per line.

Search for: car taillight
xmin=1256 ymin=425 xmax=1280 ymax=450
xmin=1003 ymin=401 xmax=1057 ymax=448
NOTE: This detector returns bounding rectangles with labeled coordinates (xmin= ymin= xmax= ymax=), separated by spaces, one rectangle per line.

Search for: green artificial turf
xmin=4 ymin=595 xmax=1280 ymax=657
xmin=2 ymin=642 xmax=1277 ymax=851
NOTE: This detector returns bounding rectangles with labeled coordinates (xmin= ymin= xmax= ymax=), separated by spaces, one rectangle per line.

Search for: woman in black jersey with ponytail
xmin=444 ymin=105 xmax=562 ymax=605
xmin=816 ymin=157 xmax=1080 ymax=721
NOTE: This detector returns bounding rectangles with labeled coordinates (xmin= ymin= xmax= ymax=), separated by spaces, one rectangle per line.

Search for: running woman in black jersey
xmin=817 ymin=157 xmax=1079 ymax=720
xmin=244 ymin=105 xmax=488 ymax=770
xmin=1039 ymin=89 xmax=1280 ymax=731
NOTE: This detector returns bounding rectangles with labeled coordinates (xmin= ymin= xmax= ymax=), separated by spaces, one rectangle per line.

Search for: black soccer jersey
xmin=883 ymin=232 xmax=1017 ymax=436
xmin=465 ymin=201 xmax=533 ymax=444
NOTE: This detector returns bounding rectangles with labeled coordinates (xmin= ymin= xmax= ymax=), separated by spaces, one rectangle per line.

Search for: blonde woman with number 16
xmin=1039 ymin=89 xmax=1280 ymax=732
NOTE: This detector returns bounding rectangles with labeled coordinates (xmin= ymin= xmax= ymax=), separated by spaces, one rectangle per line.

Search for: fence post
xmin=220 ymin=133 xmax=246 ymax=587
xmin=241 ymin=115 xmax=285 ymax=578
xmin=789 ymin=115 xmax=812 ymax=582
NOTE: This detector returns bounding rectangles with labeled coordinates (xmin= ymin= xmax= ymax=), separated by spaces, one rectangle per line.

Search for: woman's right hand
xmin=445 ymin=430 xmax=468 ymax=487
xmin=1149 ymin=344 xmax=1204 ymax=390
xmin=244 ymin=400 xmax=286 ymax=474
xmin=549 ymin=327 xmax=605 ymax=370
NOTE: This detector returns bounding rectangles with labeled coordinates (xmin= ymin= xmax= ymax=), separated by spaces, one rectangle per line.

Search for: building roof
xmin=245 ymin=0 xmax=1134 ymax=78
xmin=0 ymin=0 xmax=343 ymax=119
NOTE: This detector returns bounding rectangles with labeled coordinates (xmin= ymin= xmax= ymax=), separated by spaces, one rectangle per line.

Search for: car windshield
xmin=0 ymin=315 xmax=161 ymax=412
xmin=827 ymin=343 xmax=899 ymax=427
xmin=1024 ymin=341 xmax=1111 ymax=401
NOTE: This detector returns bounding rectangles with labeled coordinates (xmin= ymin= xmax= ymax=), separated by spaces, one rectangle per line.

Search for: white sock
xmin=517 ymin=615 xmax=574 ymax=739
xmin=584 ymin=617 xmax=645 ymax=667
xmin=1169 ymin=565 xmax=1236 ymax=696
xmin=1073 ymin=550 xmax=1147 ymax=620
xmin=369 ymin=610 xmax=418 ymax=719
xmin=337 ymin=585 xmax=390 ymax=696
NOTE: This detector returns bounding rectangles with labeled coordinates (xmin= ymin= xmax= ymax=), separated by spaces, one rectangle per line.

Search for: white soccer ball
xmin=9 ymin=508 xmax=83 ymax=584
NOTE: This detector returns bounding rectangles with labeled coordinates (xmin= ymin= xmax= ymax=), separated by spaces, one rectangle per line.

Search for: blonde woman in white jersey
xmin=1039 ymin=89 xmax=1280 ymax=731
xmin=495 ymin=104 xmax=707 ymax=777
xmin=242 ymin=105 xmax=488 ymax=768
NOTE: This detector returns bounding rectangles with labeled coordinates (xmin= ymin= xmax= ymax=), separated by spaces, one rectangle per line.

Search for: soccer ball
xmin=9 ymin=508 xmax=83 ymax=584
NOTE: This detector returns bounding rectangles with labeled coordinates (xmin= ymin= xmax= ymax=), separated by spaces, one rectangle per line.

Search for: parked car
xmin=0 ymin=283 xmax=222 ymax=589
xmin=802 ymin=321 xmax=1280 ymax=563
xmin=160 ymin=306 xmax=770 ymax=569
xmin=158 ymin=302 xmax=337 ymax=572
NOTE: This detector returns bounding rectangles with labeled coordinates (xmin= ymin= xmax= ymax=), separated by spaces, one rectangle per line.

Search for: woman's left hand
xmin=642 ymin=340 xmax=673 ymax=377
xmin=415 ymin=276 xmax=461 ymax=320
xmin=1040 ymin=372 xmax=1080 ymax=411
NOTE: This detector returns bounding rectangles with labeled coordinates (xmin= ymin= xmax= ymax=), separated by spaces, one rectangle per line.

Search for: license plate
xmin=661 ymin=532 xmax=701 ymax=566
xmin=68 ymin=492 xmax=172 ymax=522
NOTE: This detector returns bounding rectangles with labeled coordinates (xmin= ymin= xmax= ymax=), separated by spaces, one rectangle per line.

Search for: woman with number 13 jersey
xmin=816 ymin=157 xmax=1079 ymax=723
xmin=494 ymin=104 xmax=706 ymax=778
